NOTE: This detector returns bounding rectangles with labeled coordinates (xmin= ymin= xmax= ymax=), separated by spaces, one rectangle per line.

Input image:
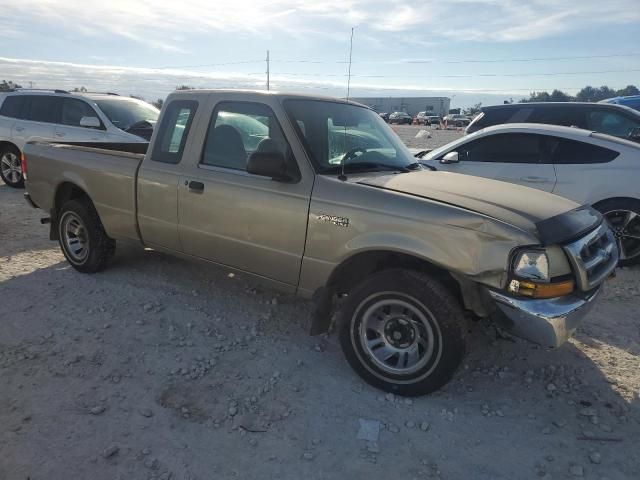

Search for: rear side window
xmin=0 ymin=96 xmax=27 ymax=119
xmin=457 ymin=133 xmax=542 ymax=163
xmin=152 ymin=100 xmax=198 ymax=164
xmin=61 ymin=99 xmax=101 ymax=127
xmin=530 ymin=106 xmax=587 ymax=129
xmin=26 ymin=95 xmax=62 ymax=123
xmin=551 ymin=138 xmax=619 ymax=164
xmin=479 ymin=108 xmax=517 ymax=127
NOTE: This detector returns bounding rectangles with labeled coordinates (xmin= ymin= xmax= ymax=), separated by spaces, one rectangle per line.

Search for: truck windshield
xmin=284 ymin=99 xmax=418 ymax=174
xmin=93 ymin=97 xmax=160 ymax=130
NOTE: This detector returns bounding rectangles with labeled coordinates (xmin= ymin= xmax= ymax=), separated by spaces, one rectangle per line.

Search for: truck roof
xmin=169 ymin=89 xmax=371 ymax=109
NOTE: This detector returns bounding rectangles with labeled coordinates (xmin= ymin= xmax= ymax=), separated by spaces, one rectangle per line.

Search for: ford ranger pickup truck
xmin=23 ymin=90 xmax=618 ymax=396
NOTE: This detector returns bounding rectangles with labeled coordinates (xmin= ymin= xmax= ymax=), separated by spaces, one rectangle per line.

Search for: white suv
xmin=421 ymin=123 xmax=640 ymax=265
xmin=0 ymin=89 xmax=159 ymax=188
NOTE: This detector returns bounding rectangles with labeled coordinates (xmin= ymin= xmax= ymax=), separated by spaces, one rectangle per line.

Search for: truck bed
xmin=24 ymin=141 xmax=146 ymax=243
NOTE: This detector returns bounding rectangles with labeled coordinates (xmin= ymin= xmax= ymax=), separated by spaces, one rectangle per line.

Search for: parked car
xmin=0 ymin=89 xmax=159 ymax=188
xmin=426 ymin=115 xmax=442 ymax=127
xmin=378 ymin=112 xmax=390 ymax=123
xmin=23 ymin=90 xmax=617 ymax=396
xmin=415 ymin=111 xmax=430 ymax=125
xmin=388 ymin=111 xmax=412 ymax=124
xmin=444 ymin=114 xmax=471 ymax=127
xmin=599 ymin=95 xmax=640 ymax=112
xmin=421 ymin=123 xmax=639 ymax=265
xmin=466 ymin=102 xmax=640 ymax=143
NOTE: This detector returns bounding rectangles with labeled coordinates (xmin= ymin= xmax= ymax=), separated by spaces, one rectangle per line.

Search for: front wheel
xmin=595 ymin=198 xmax=640 ymax=266
xmin=57 ymin=199 xmax=116 ymax=273
xmin=0 ymin=145 xmax=24 ymax=188
xmin=339 ymin=269 xmax=466 ymax=396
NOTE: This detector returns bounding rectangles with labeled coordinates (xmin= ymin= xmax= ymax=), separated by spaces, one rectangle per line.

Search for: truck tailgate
xmin=24 ymin=142 xmax=144 ymax=242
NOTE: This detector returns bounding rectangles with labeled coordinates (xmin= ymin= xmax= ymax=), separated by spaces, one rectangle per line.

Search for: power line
xmin=146 ymin=52 xmax=640 ymax=70
xmin=271 ymin=52 xmax=640 ymax=65
xmin=248 ymin=68 xmax=640 ymax=79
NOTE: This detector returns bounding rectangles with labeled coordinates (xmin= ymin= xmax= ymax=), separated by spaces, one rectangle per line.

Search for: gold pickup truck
xmin=23 ymin=90 xmax=618 ymax=396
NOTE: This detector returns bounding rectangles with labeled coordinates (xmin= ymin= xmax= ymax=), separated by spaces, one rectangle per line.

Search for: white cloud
xmin=0 ymin=0 xmax=638 ymax=50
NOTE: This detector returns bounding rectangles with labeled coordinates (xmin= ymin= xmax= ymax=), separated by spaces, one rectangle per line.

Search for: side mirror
xmin=80 ymin=116 xmax=101 ymax=129
xmin=629 ymin=127 xmax=640 ymax=142
xmin=441 ymin=151 xmax=459 ymax=164
xmin=247 ymin=150 xmax=293 ymax=182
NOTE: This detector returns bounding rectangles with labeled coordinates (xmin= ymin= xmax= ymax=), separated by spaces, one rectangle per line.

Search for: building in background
xmin=351 ymin=97 xmax=451 ymax=116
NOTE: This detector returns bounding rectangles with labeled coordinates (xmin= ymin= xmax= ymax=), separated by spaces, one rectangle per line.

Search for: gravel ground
xmin=391 ymin=124 xmax=465 ymax=150
xmin=1 ymin=147 xmax=639 ymax=479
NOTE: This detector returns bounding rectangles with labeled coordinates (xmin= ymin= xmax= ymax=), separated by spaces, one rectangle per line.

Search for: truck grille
xmin=563 ymin=223 xmax=618 ymax=291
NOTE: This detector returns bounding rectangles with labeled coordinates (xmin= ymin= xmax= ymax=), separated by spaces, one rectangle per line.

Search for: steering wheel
xmin=340 ymin=147 xmax=368 ymax=164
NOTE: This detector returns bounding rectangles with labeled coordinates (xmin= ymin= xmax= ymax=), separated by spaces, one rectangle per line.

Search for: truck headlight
xmin=513 ymin=250 xmax=549 ymax=282
xmin=508 ymin=249 xmax=574 ymax=298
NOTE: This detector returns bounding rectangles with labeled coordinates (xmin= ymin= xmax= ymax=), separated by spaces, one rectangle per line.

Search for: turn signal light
xmin=508 ymin=279 xmax=574 ymax=299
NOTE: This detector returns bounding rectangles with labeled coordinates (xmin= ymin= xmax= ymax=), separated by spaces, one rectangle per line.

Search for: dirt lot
xmin=1 ymin=133 xmax=639 ymax=479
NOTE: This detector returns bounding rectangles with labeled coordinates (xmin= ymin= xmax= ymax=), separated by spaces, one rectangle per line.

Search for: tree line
xmin=519 ymin=84 xmax=639 ymax=103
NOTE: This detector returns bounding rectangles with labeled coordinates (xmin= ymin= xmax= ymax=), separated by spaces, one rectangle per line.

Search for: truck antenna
xmin=340 ymin=27 xmax=355 ymax=182
xmin=346 ymin=27 xmax=354 ymax=101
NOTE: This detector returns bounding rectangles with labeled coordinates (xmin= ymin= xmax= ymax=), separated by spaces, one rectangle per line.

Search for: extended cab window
xmin=201 ymin=102 xmax=290 ymax=171
xmin=456 ymin=133 xmax=542 ymax=163
xmin=61 ymin=99 xmax=101 ymax=128
xmin=152 ymin=100 xmax=198 ymax=164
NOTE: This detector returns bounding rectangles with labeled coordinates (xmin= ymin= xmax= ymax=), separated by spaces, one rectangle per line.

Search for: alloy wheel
xmin=1 ymin=152 xmax=22 ymax=185
xmin=605 ymin=209 xmax=640 ymax=261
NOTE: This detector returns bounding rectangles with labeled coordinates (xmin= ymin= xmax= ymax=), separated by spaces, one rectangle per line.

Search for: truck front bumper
xmin=488 ymin=288 xmax=601 ymax=348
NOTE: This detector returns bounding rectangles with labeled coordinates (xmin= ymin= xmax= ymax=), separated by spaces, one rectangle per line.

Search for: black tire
xmin=57 ymin=199 xmax=116 ymax=273
xmin=0 ymin=144 xmax=24 ymax=188
xmin=338 ymin=269 xmax=466 ymax=396
xmin=594 ymin=198 xmax=640 ymax=267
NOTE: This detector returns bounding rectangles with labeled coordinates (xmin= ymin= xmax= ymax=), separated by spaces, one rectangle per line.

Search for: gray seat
xmin=203 ymin=124 xmax=247 ymax=170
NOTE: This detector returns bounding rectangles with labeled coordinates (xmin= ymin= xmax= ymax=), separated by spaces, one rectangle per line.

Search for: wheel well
xmin=327 ymin=250 xmax=461 ymax=300
xmin=309 ymin=250 xmax=464 ymax=336
xmin=592 ymin=197 xmax=640 ymax=211
xmin=0 ymin=140 xmax=20 ymax=154
xmin=54 ymin=183 xmax=91 ymax=215
xmin=50 ymin=183 xmax=92 ymax=240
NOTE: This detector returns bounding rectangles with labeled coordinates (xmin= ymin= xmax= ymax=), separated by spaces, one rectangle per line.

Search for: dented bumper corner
xmin=488 ymin=288 xmax=601 ymax=348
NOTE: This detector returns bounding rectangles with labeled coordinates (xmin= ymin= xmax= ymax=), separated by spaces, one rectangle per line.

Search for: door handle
xmin=520 ymin=176 xmax=548 ymax=183
xmin=15 ymin=126 xmax=24 ymax=132
xmin=188 ymin=180 xmax=204 ymax=192
xmin=55 ymin=132 xmax=66 ymax=137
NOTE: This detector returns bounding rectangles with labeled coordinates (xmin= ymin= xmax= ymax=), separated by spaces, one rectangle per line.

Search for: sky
xmin=1 ymin=0 xmax=639 ymax=108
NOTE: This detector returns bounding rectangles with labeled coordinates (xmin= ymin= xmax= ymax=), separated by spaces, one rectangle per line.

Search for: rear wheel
xmin=595 ymin=198 xmax=640 ymax=266
xmin=57 ymin=199 xmax=116 ymax=273
xmin=339 ymin=269 xmax=466 ymax=396
xmin=0 ymin=145 xmax=24 ymax=188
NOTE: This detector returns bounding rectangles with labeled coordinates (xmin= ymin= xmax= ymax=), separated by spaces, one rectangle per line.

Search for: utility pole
xmin=266 ymin=50 xmax=270 ymax=91
xmin=346 ymin=28 xmax=354 ymax=100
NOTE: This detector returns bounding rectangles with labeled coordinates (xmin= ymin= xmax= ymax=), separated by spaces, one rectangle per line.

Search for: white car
xmin=421 ymin=123 xmax=640 ymax=265
xmin=0 ymin=89 xmax=159 ymax=188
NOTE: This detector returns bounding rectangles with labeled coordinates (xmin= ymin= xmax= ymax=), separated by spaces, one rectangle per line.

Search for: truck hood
xmin=356 ymin=170 xmax=585 ymax=237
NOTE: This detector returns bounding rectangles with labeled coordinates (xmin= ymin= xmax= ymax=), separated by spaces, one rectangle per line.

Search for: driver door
xmin=177 ymin=100 xmax=313 ymax=286
xmin=428 ymin=132 xmax=557 ymax=192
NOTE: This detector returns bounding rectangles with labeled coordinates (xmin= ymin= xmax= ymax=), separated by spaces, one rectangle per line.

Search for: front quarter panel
xmin=298 ymin=174 xmax=538 ymax=295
